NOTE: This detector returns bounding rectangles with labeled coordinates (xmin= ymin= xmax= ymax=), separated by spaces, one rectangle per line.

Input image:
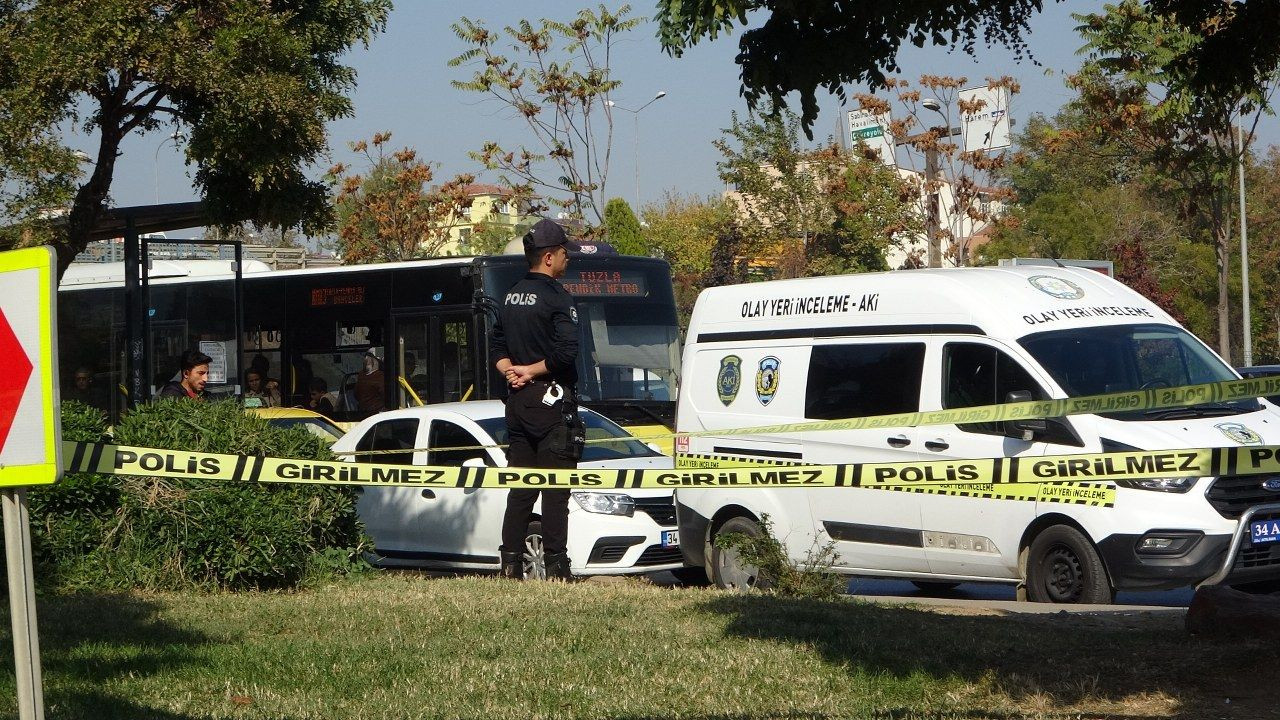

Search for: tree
xmin=0 ymin=1 xmax=391 ymax=278
xmin=716 ymin=106 xmax=919 ymax=277
xmin=640 ymin=192 xmax=740 ymax=327
xmin=450 ymin=5 xmax=642 ymax=226
xmin=1071 ymin=0 xmax=1276 ymax=361
xmin=655 ymin=1 xmax=1280 ymax=135
xmin=852 ymin=75 xmax=1018 ymax=266
xmin=469 ymin=217 xmax=536 ymax=256
xmin=329 ymin=133 xmax=475 ymax=264
xmin=603 ymin=198 xmax=645 ymax=255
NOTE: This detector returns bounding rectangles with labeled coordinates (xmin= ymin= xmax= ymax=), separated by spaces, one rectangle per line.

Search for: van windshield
xmin=1018 ymin=323 xmax=1259 ymax=420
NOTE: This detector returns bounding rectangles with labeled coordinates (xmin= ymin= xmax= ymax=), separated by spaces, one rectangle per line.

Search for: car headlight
xmin=571 ymin=491 xmax=635 ymax=516
xmin=1115 ymin=477 xmax=1197 ymax=493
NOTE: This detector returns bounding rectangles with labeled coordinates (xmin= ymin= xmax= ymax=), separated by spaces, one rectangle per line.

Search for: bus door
xmin=393 ymin=311 xmax=477 ymax=406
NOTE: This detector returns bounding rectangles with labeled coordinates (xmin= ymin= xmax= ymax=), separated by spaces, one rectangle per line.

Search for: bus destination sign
xmin=562 ymin=270 xmax=648 ymax=297
xmin=311 ymin=286 xmax=365 ymax=307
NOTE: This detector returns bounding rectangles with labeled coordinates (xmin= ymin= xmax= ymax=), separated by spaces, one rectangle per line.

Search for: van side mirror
xmin=1003 ymin=390 xmax=1047 ymax=441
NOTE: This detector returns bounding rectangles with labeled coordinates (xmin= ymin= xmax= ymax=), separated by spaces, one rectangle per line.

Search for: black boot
xmin=499 ymin=550 xmax=524 ymax=580
xmin=544 ymin=551 xmax=573 ymax=582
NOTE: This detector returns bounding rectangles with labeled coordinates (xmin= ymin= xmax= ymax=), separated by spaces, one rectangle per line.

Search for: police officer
xmin=490 ymin=219 xmax=584 ymax=581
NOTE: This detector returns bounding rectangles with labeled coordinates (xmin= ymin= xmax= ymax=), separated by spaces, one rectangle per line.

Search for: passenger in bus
xmin=67 ymin=366 xmax=109 ymax=412
xmin=157 ymin=350 xmax=212 ymax=400
xmin=249 ymin=354 xmax=282 ymax=401
xmin=245 ymin=368 xmax=280 ymax=407
xmin=404 ymin=351 xmax=429 ymax=399
xmin=356 ymin=347 xmax=386 ymax=416
xmin=308 ymin=377 xmax=336 ymax=415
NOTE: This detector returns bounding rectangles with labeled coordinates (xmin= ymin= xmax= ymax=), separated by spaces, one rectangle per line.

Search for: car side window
xmin=355 ymin=418 xmax=419 ymax=465
xmin=428 ymin=420 xmax=486 ymax=467
xmin=805 ymin=343 xmax=925 ymax=420
xmin=943 ymin=342 xmax=1046 ymax=435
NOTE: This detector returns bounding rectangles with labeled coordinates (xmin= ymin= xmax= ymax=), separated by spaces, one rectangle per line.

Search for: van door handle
xmin=420 ymin=489 xmax=436 ymax=500
xmin=887 ymin=434 xmax=911 ymax=448
xmin=925 ymin=439 xmax=950 ymax=452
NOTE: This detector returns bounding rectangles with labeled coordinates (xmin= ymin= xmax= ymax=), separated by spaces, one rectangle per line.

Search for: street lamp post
xmin=607 ymin=91 xmax=666 ymax=210
xmin=1239 ymin=121 xmax=1253 ymax=367
xmin=153 ymin=130 xmax=185 ymax=204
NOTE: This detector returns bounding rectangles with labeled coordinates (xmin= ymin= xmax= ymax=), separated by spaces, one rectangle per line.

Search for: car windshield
xmin=476 ymin=411 xmax=662 ymax=462
xmin=1019 ymin=323 xmax=1259 ymax=420
xmin=268 ymin=417 xmax=345 ymax=444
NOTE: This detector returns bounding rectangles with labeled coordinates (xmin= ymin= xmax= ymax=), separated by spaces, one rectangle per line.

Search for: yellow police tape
xmin=62 ymin=440 xmax=1280 ymax=511
xmin=329 ymin=375 xmax=1280 ymax=456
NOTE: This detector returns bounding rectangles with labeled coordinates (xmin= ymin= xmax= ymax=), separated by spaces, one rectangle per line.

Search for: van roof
xmin=688 ymin=266 xmax=1176 ymax=343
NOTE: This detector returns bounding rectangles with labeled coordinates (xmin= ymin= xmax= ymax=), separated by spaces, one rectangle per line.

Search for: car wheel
xmin=670 ymin=566 xmax=711 ymax=586
xmin=911 ymin=580 xmax=961 ymax=594
xmin=1025 ymin=525 xmax=1113 ymax=604
xmin=523 ymin=520 xmax=546 ymax=580
xmin=709 ymin=516 xmax=771 ymax=592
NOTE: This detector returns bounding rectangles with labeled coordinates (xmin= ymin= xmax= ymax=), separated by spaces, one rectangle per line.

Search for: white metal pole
xmin=1239 ymin=123 xmax=1253 ymax=366
xmin=4 ymin=488 xmax=45 ymax=720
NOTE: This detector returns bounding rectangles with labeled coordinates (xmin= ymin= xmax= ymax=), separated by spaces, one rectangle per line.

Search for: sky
xmin=80 ymin=1 xmax=1280 ymax=231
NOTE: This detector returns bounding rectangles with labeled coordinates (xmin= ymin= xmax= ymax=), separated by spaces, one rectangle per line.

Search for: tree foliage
xmin=449 ymin=4 xmax=642 ymax=226
xmin=639 ymin=192 xmax=740 ymax=328
xmin=716 ymin=106 xmax=919 ymax=278
xmin=329 ymin=133 xmax=475 ymax=264
xmin=1070 ymin=0 xmax=1277 ymax=361
xmin=655 ymin=1 xmax=1280 ymax=136
xmin=603 ymin=197 xmax=645 ymax=255
xmin=0 ymin=0 xmax=391 ymax=277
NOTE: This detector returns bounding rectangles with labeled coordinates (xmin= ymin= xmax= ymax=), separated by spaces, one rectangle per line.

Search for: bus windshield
xmin=1019 ymin=323 xmax=1258 ymax=420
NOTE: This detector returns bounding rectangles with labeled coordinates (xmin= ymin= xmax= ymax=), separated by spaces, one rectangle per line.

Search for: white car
xmin=332 ymin=401 xmax=684 ymax=578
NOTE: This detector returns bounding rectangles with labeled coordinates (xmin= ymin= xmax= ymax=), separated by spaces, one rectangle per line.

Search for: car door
xmin=802 ymin=340 xmax=930 ymax=573
xmin=418 ymin=418 xmax=506 ymax=562
xmin=352 ymin=417 xmax=428 ymax=555
xmin=917 ymin=339 xmax=1068 ymax=579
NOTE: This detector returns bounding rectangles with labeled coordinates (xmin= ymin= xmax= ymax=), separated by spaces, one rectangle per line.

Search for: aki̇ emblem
xmin=717 ymin=355 xmax=742 ymax=406
xmin=756 ymin=356 xmax=780 ymax=406
xmin=1216 ymin=422 xmax=1263 ymax=446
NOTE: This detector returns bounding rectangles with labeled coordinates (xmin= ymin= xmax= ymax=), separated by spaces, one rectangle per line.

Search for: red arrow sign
xmin=0 ymin=307 xmax=33 ymax=452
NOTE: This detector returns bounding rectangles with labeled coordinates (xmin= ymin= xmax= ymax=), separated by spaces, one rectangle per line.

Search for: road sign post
xmin=0 ymin=246 xmax=61 ymax=720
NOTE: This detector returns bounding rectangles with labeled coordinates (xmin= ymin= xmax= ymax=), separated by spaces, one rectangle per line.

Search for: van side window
xmin=428 ymin=420 xmax=485 ymax=467
xmin=943 ymin=343 xmax=1046 ymax=435
xmin=805 ymin=343 xmax=925 ymax=420
xmin=355 ymin=418 xmax=419 ymax=465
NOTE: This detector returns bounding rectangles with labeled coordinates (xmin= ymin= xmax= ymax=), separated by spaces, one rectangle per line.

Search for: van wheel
xmin=1025 ymin=525 xmax=1113 ymax=604
xmin=523 ymin=521 xmax=546 ymax=580
xmin=911 ymin=581 xmax=960 ymax=594
xmin=710 ymin=516 xmax=771 ymax=592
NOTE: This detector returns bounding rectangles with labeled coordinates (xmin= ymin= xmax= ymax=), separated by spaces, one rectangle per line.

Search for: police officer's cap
xmin=523 ymin=219 xmax=580 ymax=252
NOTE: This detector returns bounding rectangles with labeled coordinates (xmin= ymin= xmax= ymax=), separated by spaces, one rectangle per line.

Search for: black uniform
xmin=489 ymin=271 xmax=581 ymax=557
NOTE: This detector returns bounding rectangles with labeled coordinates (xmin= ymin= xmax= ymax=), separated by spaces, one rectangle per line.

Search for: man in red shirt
xmin=158 ymin=350 xmax=212 ymax=400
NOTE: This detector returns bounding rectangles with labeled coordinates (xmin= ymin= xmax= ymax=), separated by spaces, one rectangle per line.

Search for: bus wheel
xmin=911 ymin=581 xmax=960 ymax=594
xmin=1025 ymin=525 xmax=1113 ymax=604
xmin=523 ymin=521 xmax=546 ymax=580
xmin=710 ymin=516 xmax=770 ymax=592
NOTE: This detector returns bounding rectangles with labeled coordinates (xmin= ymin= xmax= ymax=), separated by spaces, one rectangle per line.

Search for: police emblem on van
xmin=717 ymin=355 xmax=742 ymax=406
xmin=1216 ymin=422 xmax=1263 ymax=446
xmin=756 ymin=356 xmax=781 ymax=406
xmin=1028 ymin=275 xmax=1085 ymax=300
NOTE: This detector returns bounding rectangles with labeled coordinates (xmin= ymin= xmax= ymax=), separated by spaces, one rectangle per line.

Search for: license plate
xmin=1251 ymin=518 xmax=1280 ymax=545
xmin=661 ymin=530 xmax=680 ymax=548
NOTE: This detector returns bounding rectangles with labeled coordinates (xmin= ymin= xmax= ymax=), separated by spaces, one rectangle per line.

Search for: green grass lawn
xmin=0 ymin=573 xmax=1274 ymax=719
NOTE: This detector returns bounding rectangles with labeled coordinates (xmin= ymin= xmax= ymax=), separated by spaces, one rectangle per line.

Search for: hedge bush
xmin=31 ymin=399 xmax=368 ymax=591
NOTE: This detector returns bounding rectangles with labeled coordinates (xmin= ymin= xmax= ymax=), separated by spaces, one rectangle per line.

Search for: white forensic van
xmin=675 ymin=266 xmax=1280 ymax=603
